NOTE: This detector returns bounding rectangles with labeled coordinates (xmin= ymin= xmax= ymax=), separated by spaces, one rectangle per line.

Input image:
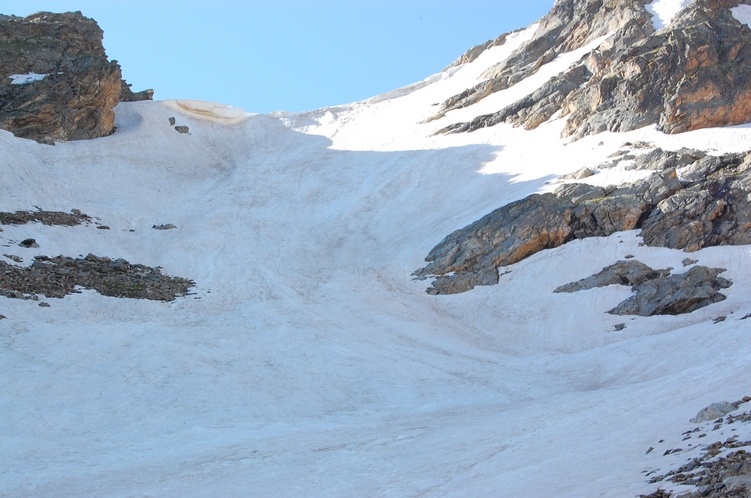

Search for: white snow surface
xmin=646 ymin=0 xmax=695 ymax=30
xmin=7 ymin=72 xmax=47 ymax=85
xmin=2 ymin=25 xmax=751 ymax=498
xmin=731 ymin=4 xmax=751 ymax=27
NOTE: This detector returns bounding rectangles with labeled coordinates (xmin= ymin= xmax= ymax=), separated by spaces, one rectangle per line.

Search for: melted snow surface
xmin=731 ymin=4 xmax=751 ymax=27
xmin=163 ymin=99 xmax=251 ymax=124
xmin=7 ymin=72 xmax=47 ymax=84
xmin=1 ymin=19 xmax=751 ymax=498
xmin=646 ymin=0 xmax=695 ymax=30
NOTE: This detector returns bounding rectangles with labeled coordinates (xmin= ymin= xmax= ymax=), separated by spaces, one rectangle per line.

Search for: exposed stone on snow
xmin=692 ymin=402 xmax=739 ymax=423
xmin=417 ymin=149 xmax=751 ymax=295
xmin=556 ymin=260 xmax=730 ymax=316
xmin=608 ymin=265 xmax=731 ymax=316
xmin=0 ymin=209 xmax=92 ymax=226
xmin=0 ymin=254 xmax=194 ymax=302
xmin=414 ymin=170 xmax=680 ymax=294
xmin=554 ymin=260 xmax=671 ymax=293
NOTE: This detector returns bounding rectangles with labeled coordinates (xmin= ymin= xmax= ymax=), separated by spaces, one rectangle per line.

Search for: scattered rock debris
xmin=0 ymin=254 xmax=194 ymax=302
xmin=0 ymin=209 xmax=91 ymax=226
xmin=642 ymin=398 xmax=751 ymax=497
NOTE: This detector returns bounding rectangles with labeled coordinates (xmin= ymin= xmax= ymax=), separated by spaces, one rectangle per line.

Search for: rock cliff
xmin=434 ymin=0 xmax=751 ymax=140
xmin=0 ymin=11 xmax=152 ymax=144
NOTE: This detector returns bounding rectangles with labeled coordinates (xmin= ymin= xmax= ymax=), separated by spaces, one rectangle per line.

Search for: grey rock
xmin=168 ymin=117 xmax=176 ymax=126
xmin=613 ymin=323 xmax=627 ymax=331
xmin=691 ymin=402 xmax=738 ymax=423
xmin=19 ymin=238 xmax=39 ymax=248
xmin=608 ymin=266 xmax=731 ymax=316
xmin=414 ymin=171 xmax=679 ymax=294
xmin=96 ymin=225 xmax=110 ymax=230
xmin=175 ymin=126 xmax=189 ymax=134
xmin=3 ymin=254 xmax=22 ymax=263
xmin=560 ymin=167 xmax=595 ymax=181
xmin=554 ymin=260 xmax=671 ymax=293
xmin=152 ymin=224 xmax=176 ymax=230
xmin=683 ymin=258 xmax=699 ymax=267
xmin=119 ymin=79 xmax=153 ymax=102
xmin=38 ymin=302 xmax=50 ymax=307
xmin=437 ymin=1 xmax=751 ymax=140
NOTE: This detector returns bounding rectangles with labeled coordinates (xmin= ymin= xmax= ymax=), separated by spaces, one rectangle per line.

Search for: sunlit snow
xmin=7 ymin=72 xmax=47 ymax=84
xmin=646 ymin=0 xmax=695 ymax=30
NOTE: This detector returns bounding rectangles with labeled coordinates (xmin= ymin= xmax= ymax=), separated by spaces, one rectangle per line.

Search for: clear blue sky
xmin=1 ymin=1 xmax=554 ymax=113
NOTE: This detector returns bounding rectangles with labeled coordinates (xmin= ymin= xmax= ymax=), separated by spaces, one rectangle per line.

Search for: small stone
xmin=682 ymin=258 xmax=698 ymax=267
xmin=96 ymin=225 xmax=110 ymax=230
xmin=168 ymin=117 xmax=176 ymax=126
xmin=38 ymin=302 xmax=50 ymax=307
xmin=624 ymin=254 xmax=635 ymax=259
xmin=71 ymin=209 xmax=81 ymax=215
xmin=713 ymin=315 xmax=726 ymax=324
xmin=646 ymin=446 xmax=654 ymax=454
xmin=175 ymin=126 xmax=190 ymax=134
xmin=19 ymin=238 xmax=39 ymax=248
xmin=152 ymin=224 xmax=177 ymax=230
xmin=613 ymin=323 xmax=626 ymax=331
xmin=0 ymin=314 xmax=5 ymax=319
xmin=3 ymin=254 xmax=22 ymax=263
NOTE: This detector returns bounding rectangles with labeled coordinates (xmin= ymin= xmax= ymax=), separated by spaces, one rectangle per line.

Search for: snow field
xmin=1 ymin=16 xmax=751 ymax=496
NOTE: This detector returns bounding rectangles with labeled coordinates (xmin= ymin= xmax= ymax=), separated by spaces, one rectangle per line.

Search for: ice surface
xmin=1 ymin=16 xmax=750 ymax=497
xmin=646 ymin=0 xmax=696 ymax=30
xmin=7 ymin=72 xmax=47 ymax=84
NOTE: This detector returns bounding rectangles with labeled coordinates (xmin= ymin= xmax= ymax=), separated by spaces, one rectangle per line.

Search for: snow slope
xmin=2 ymin=18 xmax=751 ymax=498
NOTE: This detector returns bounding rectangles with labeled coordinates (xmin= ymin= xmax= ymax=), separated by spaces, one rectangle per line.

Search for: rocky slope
xmin=434 ymin=0 xmax=751 ymax=139
xmin=415 ymin=147 xmax=751 ymax=299
xmin=0 ymin=11 xmax=151 ymax=144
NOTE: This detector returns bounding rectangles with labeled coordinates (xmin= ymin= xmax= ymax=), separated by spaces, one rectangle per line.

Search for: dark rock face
xmin=415 ymin=149 xmax=751 ymax=295
xmin=562 ymin=0 xmax=751 ymax=139
xmin=413 ymin=170 xmax=680 ymax=294
xmin=436 ymin=0 xmax=751 ymax=139
xmin=120 ymin=79 xmax=154 ymax=102
xmin=641 ymin=153 xmax=751 ymax=251
xmin=558 ymin=260 xmax=731 ymax=316
xmin=0 ymin=11 xmax=152 ymax=144
xmin=554 ymin=259 xmax=671 ymax=293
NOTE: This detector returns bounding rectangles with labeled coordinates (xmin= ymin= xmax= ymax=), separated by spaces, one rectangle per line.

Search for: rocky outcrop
xmin=120 ymin=79 xmax=154 ymax=102
xmin=0 ymin=11 xmax=152 ymax=144
xmin=415 ymin=149 xmax=751 ymax=295
xmin=0 ymin=254 xmax=194 ymax=302
xmin=553 ymin=260 xmax=671 ymax=293
xmin=641 ymin=153 xmax=751 ymax=251
xmin=556 ymin=260 xmax=731 ymax=316
xmin=413 ymin=170 xmax=681 ymax=294
xmin=431 ymin=0 xmax=654 ymax=121
xmin=436 ymin=0 xmax=751 ymax=140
